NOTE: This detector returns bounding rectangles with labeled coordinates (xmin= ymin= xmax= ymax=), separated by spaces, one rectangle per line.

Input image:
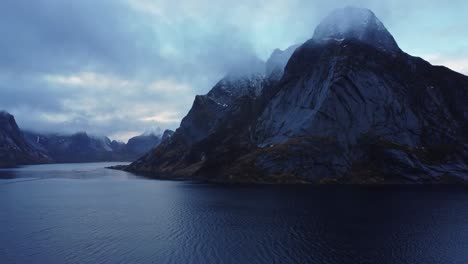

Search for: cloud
xmin=0 ymin=0 xmax=467 ymax=141
xmin=140 ymin=112 xmax=182 ymax=123
xmin=147 ymin=80 xmax=192 ymax=94
xmin=44 ymin=72 xmax=138 ymax=91
xmin=29 ymin=70 xmax=195 ymax=140
xmin=0 ymin=0 xmax=162 ymax=76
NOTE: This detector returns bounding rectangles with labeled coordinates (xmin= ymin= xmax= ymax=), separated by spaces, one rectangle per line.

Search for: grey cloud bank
xmin=0 ymin=0 xmax=467 ymax=141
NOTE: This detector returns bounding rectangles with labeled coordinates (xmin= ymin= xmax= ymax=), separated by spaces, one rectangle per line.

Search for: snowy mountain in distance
xmin=23 ymin=128 xmax=167 ymax=164
xmin=24 ymin=131 xmax=124 ymax=163
xmin=1 ymin=110 xmax=177 ymax=165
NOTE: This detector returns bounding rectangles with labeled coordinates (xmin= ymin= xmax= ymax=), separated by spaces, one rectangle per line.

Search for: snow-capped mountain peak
xmin=312 ymin=7 xmax=400 ymax=54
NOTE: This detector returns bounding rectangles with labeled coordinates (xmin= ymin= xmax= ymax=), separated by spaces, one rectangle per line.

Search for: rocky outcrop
xmin=126 ymin=7 xmax=468 ymax=183
xmin=0 ymin=111 xmax=51 ymax=167
xmin=161 ymin=129 xmax=174 ymax=142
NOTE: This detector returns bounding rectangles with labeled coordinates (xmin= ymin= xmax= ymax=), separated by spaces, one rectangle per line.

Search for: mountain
xmin=25 ymin=131 xmax=123 ymax=163
xmin=0 ymin=111 xmax=51 ymax=167
xmin=124 ymin=133 xmax=161 ymax=158
xmin=25 ymin=131 xmax=165 ymax=163
xmin=161 ymin=129 xmax=175 ymax=142
xmin=126 ymin=7 xmax=468 ymax=183
xmin=125 ymin=48 xmax=296 ymax=178
xmin=312 ymin=7 xmax=400 ymax=54
xmin=0 ymin=110 xmax=167 ymax=165
xmin=266 ymin=44 xmax=301 ymax=78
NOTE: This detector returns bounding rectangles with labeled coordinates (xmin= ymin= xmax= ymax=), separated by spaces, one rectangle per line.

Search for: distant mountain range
xmin=125 ymin=7 xmax=468 ymax=183
xmin=0 ymin=111 xmax=173 ymax=167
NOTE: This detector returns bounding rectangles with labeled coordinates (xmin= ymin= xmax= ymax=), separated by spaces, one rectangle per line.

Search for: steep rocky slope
xmin=127 ymin=7 xmax=468 ymax=183
xmin=0 ymin=111 xmax=50 ymax=167
xmin=127 ymin=73 xmax=276 ymax=176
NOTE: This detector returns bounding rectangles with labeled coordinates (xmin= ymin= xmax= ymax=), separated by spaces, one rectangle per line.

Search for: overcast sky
xmin=1 ymin=0 xmax=467 ymax=142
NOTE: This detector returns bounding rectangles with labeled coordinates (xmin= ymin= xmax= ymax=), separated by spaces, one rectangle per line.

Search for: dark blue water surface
xmin=0 ymin=163 xmax=467 ymax=264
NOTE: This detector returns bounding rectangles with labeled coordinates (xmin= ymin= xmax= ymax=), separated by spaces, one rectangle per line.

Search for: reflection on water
xmin=0 ymin=163 xmax=467 ymax=264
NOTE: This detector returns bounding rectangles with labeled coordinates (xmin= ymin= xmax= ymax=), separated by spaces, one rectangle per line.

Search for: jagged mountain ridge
xmin=126 ymin=7 xmax=468 ymax=183
xmin=0 ymin=111 xmax=175 ymax=166
xmin=25 ymin=130 xmax=174 ymax=163
xmin=25 ymin=131 xmax=125 ymax=163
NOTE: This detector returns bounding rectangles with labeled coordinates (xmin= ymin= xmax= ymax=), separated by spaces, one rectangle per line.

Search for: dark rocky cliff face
xmin=0 ymin=111 xmax=50 ymax=167
xmin=126 ymin=7 xmax=468 ymax=183
xmin=250 ymin=40 xmax=467 ymax=183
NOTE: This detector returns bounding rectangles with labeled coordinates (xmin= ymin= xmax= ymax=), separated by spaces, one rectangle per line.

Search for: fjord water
xmin=0 ymin=163 xmax=467 ymax=264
